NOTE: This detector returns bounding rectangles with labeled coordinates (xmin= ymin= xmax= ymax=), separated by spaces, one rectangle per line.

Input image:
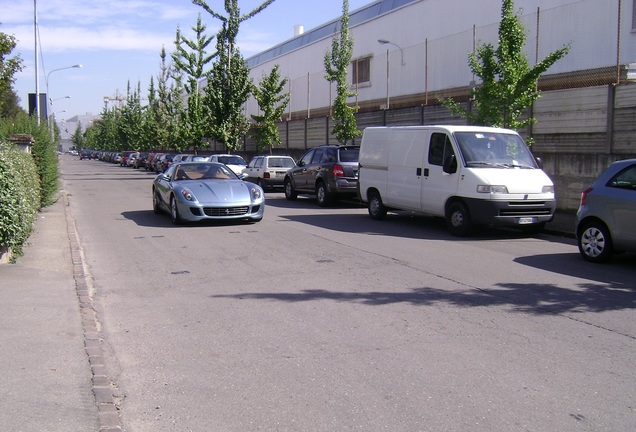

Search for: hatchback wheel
xmin=578 ymin=221 xmax=613 ymax=263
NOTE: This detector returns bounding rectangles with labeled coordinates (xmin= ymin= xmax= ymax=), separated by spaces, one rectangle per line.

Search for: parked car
xmin=575 ymin=158 xmax=636 ymax=262
xmin=172 ymin=154 xmax=192 ymax=164
xmin=150 ymin=152 xmax=164 ymax=172
xmin=120 ymin=150 xmax=135 ymax=167
xmin=184 ymin=154 xmax=209 ymax=162
xmin=159 ymin=153 xmax=175 ymax=172
xmin=243 ymin=155 xmax=296 ymax=191
xmin=79 ymin=149 xmax=92 ymax=160
xmin=207 ymin=154 xmax=247 ymax=176
xmin=358 ymin=126 xmax=555 ymax=236
xmin=284 ymin=145 xmax=360 ymax=206
xmin=133 ymin=152 xmax=148 ymax=169
xmin=126 ymin=151 xmax=140 ymax=167
xmin=152 ymin=162 xmax=265 ymax=225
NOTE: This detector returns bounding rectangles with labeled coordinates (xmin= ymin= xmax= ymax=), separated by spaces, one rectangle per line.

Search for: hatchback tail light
xmin=333 ymin=164 xmax=344 ymax=177
xmin=580 ymin=187 xmax=593 ymax=205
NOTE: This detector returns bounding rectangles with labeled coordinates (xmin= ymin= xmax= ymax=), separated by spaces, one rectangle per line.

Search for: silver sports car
xmin=152 ymin=162 xmax=265 ymax=224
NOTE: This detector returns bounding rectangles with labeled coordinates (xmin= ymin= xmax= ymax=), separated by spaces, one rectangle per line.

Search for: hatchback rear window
xmin=339 ymin=148 xmax=360 ymax=162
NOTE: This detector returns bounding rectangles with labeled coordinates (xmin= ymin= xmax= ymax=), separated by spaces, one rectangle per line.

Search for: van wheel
xmin=316 ymin=182 xmax=332 ymax=207
xmin=446 ymin=202 xmax=472 ymax=236
xmin=368 ymin=191 xmax=387 ymax=220
xmin=284 ymin=178 xmax=297 ymax=200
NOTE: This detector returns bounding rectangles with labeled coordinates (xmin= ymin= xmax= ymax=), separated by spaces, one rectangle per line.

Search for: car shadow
xmin=514 ymin=251 xmax=636 ymax=284
xmin=121 ymin=210 xmax=261 ymax=228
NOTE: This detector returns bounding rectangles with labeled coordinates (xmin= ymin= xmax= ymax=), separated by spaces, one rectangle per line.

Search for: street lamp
xmin=45 ymin=64 xmax=82 ymax=118
xmin=378 ymin=39 xmax=405 ymax=65
xmin=49 ymin=109 xmax=67 ymax=140
xmin=49 ymin=96 xmax=71 ymax=140
xmin=378 ymin=39 xmax=405 ymax=110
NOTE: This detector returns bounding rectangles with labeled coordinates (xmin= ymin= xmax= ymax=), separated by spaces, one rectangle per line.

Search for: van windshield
xmin=454 ymin=132 xmax=537 ymax=169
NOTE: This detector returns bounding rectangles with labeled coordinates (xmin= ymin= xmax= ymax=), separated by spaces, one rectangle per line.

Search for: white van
xmin=358 ymin=125 xmax=555 ymax=236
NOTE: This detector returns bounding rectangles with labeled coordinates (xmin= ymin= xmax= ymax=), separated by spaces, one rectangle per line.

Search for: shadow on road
xmin=212 ymin=275 xmax=636 ymax=316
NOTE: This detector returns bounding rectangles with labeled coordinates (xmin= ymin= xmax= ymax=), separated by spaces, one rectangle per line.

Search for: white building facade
xmin=244 ymin=0 xmax=635 ymax=119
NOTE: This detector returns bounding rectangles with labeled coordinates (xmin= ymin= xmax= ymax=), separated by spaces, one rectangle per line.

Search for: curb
xmin=63 ymin=191 xmax=124 ymax=432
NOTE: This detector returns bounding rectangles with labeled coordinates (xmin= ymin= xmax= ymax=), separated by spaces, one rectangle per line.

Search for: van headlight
xmin=542 ymin=185 xmax=554 ymax=193
xmin=477 ymin=185 xmax=508 ymax=194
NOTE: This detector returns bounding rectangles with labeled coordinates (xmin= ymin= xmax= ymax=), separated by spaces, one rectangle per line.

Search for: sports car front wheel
xmin=170 ymin=195 xmax=182 ymax=225
xmin=153 ymin=190 xmax=161 ymax=214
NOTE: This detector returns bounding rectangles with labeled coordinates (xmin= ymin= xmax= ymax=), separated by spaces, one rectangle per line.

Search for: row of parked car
xmin=77 ymin=134 xmax=636 ymax=263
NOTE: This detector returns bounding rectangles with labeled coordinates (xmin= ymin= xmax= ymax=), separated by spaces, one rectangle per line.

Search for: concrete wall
xmin=236 ymin=82 xmax=636 ymax=212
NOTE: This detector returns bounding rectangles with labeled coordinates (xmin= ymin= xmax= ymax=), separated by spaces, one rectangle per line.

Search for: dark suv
xmin=284 ymin=145 xmax=360 ymax=206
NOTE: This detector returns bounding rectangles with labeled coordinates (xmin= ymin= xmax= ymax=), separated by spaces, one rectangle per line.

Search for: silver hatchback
xmin=575 ymin=158 xmax=636 ymax=262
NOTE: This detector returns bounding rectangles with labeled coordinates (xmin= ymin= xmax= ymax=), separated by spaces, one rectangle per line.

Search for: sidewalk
xmin=0 ymin=193 xmax=121 ymax=431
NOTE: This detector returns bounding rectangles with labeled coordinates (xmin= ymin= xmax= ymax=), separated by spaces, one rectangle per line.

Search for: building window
xmin=351 ymin=57 xmax=371 ymax=86
xmin=633 ymin=0 xmax=636 ymax=31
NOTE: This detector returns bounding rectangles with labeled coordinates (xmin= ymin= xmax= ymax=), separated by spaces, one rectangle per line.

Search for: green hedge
xmin=0 ymin=140 xmax=40 ymax=259
xmin=3 ymin=113 xmax=59 ymax=206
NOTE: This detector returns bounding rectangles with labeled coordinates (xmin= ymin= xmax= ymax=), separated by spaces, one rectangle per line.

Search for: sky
xmin=3 ymin=0 xmax=370 ymax=120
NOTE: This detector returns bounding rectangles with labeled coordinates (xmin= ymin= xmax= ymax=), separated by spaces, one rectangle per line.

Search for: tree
xmin=0 ymin=31 xmax=24 ymax=118
xmin=118 ymin=81 xmax=146 ymax=150
xmin=251 ymin=64 xmax=289 ymax=153
xmin=0 ymin=87 xmax=24 ymax=118
xmin=71 ymin=121 xmax=85 ymax=149
xmin=324 ymin=0 xmax=360 ymax=145
xmin=171 ymin=17 xmax=215 ymax=153
xmin=192 ymin=0 xmax=276 ymax=152
xmin=442 ymin=0 xmax=569 ymax=132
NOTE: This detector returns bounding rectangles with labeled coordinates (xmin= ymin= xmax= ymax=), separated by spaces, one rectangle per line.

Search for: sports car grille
xmin=202 ymin=206 xmax=249 ymax=216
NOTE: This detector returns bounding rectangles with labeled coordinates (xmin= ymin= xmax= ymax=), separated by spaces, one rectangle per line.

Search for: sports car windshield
xmin=455 ymin=132 xmax=538 ymax=169
xmin=173 ymin=163 xmax=238 ymax=181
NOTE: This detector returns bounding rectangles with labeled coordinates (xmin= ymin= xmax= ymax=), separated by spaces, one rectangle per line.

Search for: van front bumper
xmin=464 ymin=198 xmax=556 ymax=226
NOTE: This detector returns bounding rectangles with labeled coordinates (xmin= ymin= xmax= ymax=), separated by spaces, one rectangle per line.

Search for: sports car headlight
xmin=181 ymin=188 xmax=196 ymax=201
xmin=542 ymin=185 xmax=554 ymax=193
xmin=251 ymin=187 xmax=262 ymax=200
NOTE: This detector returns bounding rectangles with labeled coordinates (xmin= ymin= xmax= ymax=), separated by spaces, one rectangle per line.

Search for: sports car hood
xmin=186 ymin=180 xmax=253 ymax=204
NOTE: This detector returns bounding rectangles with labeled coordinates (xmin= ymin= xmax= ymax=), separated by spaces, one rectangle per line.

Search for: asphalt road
xmin=61 ymin=156 xmax=636 ymax=432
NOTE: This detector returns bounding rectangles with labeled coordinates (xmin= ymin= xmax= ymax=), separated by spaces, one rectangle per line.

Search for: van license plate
xmin=517 ymin=217 xmax=535 ymax=224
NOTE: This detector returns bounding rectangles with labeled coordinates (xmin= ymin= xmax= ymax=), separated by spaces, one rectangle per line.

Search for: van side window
xmin=428 ymin=133 xmax=454 ymax=166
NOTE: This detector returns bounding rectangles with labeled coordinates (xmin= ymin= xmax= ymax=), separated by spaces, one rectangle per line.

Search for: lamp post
xmin=378 ymin=39 xmax=405 ymax=110
xmin=49 ymin=96 xmax=70 ymax=140
xmin=45 ymin=64 xmax=82 ymax=120
xmin=49 ymin=110 xmax=67 ymax=141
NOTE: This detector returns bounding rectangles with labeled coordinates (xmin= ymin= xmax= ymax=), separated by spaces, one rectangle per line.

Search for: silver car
xmin=575 ymin=158 xmax=636 ymax=262
xmin=152 ymin=162 xmax=265 ymax=225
